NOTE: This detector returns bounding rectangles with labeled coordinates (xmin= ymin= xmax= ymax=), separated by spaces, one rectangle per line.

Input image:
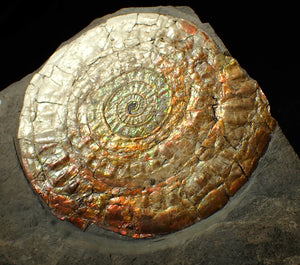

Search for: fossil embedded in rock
xmin=18 ymin=12 xmax=276 ymax=238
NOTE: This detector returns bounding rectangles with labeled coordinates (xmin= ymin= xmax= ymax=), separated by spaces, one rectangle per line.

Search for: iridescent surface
xmin=18 ymin=13 xmax=276 ymax=238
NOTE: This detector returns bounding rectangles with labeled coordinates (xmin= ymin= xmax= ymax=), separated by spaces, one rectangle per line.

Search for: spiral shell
xmin=18 ymin=13 xmax=276 ymax=238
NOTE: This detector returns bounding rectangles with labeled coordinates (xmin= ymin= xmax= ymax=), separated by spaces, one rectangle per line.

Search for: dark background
xmin=1 ymin=1 xmax=299 ymax=155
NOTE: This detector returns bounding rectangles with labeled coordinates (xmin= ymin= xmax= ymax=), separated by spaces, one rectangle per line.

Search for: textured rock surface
xmin=0 ymin=6 xmax=299 ymax=265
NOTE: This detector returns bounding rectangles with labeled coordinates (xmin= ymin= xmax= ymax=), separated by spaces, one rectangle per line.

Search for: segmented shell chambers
xmin=18 ymin=13 xmax=276 ymax=238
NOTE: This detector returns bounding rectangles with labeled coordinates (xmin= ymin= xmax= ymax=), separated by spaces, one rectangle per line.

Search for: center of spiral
xmin=127 ymin=101 xmax=138 ymax=115
xmin=103 ymin=70 xmax=172 ymax=139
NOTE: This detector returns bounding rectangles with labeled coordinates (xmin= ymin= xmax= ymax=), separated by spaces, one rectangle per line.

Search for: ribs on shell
xmin=18 ymin=12 xmax=276 ymax=238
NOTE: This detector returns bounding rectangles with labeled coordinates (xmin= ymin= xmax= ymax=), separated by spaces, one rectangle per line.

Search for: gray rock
xmin=0 ymin=6 xmax=299 ymax=265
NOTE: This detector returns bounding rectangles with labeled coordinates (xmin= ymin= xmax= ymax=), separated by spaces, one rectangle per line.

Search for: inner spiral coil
xmin=103 ymin=70 xmax=172 ymax=139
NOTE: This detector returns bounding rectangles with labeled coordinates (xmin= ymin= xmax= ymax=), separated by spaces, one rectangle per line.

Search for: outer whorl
xmin=18 ymin=13 xmax=276 ymax=238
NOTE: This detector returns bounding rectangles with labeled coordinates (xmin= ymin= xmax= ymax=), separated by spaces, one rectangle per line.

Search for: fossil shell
xmin=18 ymin=13 xmax=276 ymax=238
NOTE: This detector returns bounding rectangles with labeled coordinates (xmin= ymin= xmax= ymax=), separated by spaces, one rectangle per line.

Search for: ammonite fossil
xmin=18 ymin=12 xmax=276 ymax=238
